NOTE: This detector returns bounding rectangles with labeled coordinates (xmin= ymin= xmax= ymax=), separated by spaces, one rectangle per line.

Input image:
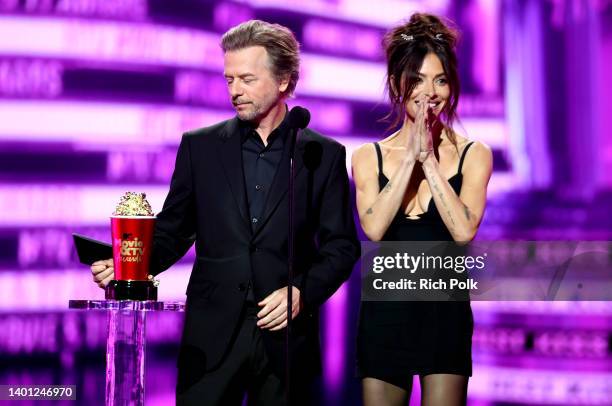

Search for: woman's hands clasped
xmin=403 ymin=95 xmax=434 ymax=163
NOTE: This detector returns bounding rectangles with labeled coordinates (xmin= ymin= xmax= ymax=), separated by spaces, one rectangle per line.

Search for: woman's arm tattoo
xmin=426 ymin=165 xmax=456 ymax=231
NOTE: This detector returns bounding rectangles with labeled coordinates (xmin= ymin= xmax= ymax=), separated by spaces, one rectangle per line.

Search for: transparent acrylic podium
xmin=69 ymin=300 xmax=185 ymax=406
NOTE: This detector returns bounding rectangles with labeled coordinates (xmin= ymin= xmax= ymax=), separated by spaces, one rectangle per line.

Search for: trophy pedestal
xmin=69 ymin=300 xmax=185 ymax=406
xmin=105 ymin=280 xmax=157 ymax=301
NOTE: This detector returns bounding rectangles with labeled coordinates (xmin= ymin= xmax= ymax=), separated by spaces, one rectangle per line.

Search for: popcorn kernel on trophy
xmin=106 ymin=192 xmax=157 ymax=301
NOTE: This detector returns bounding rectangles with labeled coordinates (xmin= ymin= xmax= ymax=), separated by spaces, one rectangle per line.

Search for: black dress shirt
xmin=239 ymin=110 xmax=291 ymax=232
xmin=238 ymin=109 xmax=291 ymax=300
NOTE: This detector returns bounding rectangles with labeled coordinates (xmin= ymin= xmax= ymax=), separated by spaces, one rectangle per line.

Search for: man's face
xmin=223 ymin=46 xmax=288 ymax=122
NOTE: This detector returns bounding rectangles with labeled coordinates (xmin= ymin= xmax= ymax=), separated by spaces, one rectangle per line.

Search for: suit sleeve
xmin=149 ymin=133 xmax=196 ymax=276
xmin=293 ymin=145 xmax=360 ymax=308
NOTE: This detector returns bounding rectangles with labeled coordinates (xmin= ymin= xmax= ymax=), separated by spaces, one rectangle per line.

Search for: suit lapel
xmin=253 ymin=130 xmax=308 ymax=238
xmin=215 ymin=118 xmax=251 ymax=231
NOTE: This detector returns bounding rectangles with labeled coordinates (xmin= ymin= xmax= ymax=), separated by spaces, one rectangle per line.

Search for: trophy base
xmin=105 ymin=280 xmax=157 ymax=301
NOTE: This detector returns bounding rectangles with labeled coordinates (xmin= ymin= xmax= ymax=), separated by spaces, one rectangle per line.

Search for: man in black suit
xmin=91 ymin=20 xmax=360 ymax=405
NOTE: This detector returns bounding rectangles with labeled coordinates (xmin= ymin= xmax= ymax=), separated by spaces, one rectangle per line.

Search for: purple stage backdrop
xmin=1 ymin=0 xmax=611 ymax=405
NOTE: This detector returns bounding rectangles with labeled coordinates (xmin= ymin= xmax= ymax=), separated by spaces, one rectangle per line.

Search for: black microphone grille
xmin=288 ymin=106 xmax=311 ymax=129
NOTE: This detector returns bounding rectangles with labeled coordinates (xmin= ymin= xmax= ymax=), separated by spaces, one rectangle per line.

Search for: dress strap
xmin=373 ymin=142 xmax=384 ymax=176
xmin=458 ymin=141 xmax=475 ymax=174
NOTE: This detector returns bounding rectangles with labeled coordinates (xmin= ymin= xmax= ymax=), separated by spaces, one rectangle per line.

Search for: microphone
xmin=286 ymin=106 xmax=310 ymax=159
xmin=287 ymin=106 xmax=310 ymax=130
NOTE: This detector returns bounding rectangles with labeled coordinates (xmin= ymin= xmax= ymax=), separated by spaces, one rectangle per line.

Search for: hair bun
xmin=402 ymin=13 xmax=459 ymax=48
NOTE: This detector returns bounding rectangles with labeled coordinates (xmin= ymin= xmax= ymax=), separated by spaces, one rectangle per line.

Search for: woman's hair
xmin=221 ymin=20 xmax=300 ymax=97
xmin=383 ymin=13 xmax=460 ymax=137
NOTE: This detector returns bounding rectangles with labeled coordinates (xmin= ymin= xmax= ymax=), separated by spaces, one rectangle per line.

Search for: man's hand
xmin=257 ymin=286 xmax=302 ymax=331
xmin=91 ymin=258 xmax=114 ymax=289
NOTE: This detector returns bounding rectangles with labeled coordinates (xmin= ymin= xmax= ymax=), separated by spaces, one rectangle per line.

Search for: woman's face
xmin=405 ymin=52 xmax=450 ymax=121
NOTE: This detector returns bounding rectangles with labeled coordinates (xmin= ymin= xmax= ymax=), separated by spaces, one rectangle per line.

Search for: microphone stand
xmin=285 ymin=125 xmax=300 ymax=406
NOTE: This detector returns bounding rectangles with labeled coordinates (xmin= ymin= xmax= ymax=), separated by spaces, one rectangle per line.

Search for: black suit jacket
xmin=149 ymin=116 xmax=360 ymax=389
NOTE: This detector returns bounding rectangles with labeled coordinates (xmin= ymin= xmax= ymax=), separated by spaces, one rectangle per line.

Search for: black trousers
xmin=176 ymin=303 xmax=315 ymax=406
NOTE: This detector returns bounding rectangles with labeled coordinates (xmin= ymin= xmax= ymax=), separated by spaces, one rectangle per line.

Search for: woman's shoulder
xmin=448 ymin=133 xmax=491 ymax=158
xmin=351 ymin=131 xmax=400 ymax=165
xmin=457 ymin=137 xmax=493 ymax=173
xmin=351 ymin=142 xmax=377 ymax=168
xmin=351 ymin=142 xmax=380 ymax=184
xmin=463 ymin=139 xmax=492 ymax=160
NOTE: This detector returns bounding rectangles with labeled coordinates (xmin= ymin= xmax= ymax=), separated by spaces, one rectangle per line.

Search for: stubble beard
xmin=235 ymin=92 xmax=281 ymax=122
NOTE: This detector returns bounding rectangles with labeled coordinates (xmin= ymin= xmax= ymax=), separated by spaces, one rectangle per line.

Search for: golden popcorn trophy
xmin=106 ymin=192 xmax=157 ymax=301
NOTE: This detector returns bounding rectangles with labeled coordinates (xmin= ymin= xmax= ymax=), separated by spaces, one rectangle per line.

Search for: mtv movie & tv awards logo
xmin=116 ymin=233 xmax=145 ymax=263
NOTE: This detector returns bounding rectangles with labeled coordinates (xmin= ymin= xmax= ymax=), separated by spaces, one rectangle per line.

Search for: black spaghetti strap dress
xmin=356 ymin=141 xmax=475 ymax=389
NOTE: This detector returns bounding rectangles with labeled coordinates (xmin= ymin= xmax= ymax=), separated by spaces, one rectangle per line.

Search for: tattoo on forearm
xmin=382 ymin=182 xmax=392 ymax=194
xmin=366 ymin=208 xmax=373 ymax=215
xmin=463 ymin=205 xmax=471 ymax=221
xmin=428 ymin=167 xmax=455 ymax=231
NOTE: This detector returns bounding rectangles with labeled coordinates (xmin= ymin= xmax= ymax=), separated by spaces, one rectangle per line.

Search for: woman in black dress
xmin=352 ymin=13 xmax=493 ymax=406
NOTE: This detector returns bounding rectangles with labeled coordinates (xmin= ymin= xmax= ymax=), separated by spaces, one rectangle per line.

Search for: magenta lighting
xmin=2 ymin=0 xmax=611 ymax=405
